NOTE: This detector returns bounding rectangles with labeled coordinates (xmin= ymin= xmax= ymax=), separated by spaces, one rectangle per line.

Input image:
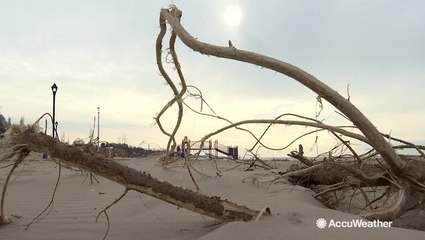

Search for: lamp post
xmin=97 ymin=107 xmax=100 ymax=150
xmin=51 ymin=83 xmax=58 ymax=138
xmin=55 ymin=121 xmax=58 ymax=138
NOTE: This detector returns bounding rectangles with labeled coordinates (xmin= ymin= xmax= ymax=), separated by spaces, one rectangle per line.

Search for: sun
xmin=223 ymin=5 xmax=243 ymax=27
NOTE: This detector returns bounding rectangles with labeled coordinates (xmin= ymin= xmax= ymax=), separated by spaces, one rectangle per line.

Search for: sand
xmin=1 ymin=155 xmax=424 ymax=240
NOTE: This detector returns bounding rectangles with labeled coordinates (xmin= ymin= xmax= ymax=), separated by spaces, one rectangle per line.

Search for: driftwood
xmin=0 ymin=126 xmax=267 ymax=225
xmin=2 ymin=5 xmax=425 ymax=228
xmin=160 ymin=7 xmax=405 ymax=173
xmin=279 ymin=156 xmax=425 ymax=221
xmin=156 ymin=6 xmax=425 ymax=222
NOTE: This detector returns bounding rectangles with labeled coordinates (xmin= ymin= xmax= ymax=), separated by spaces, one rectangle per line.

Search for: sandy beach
xmin=1 ymin=155 xmax=425 ymax=240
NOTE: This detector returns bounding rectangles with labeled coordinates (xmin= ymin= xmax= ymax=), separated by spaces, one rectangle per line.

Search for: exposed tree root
xmin=96 ymin=188 xmax=129 ymax=240
xmin=0 ymin=145 xmax=30 ymax=225
xmin=359 ymin=183 xmax=412 ymax=221
xmin=277 ymin=158 xmax=425 ymax=220
xmin=25 ymin=159 xmax=62 ymax=229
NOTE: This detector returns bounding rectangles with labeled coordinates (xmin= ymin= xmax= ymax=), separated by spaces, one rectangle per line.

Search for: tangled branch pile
xmin=1 ymin=5 xmax=424 ymax=230
xmin=155 ymin=5 xmax=425 ymax=221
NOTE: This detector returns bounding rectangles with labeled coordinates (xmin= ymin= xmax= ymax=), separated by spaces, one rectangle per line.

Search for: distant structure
xmin=97 ymin=142 xmax=128 ymax=158
xmin=180 ymin=136 xmax=239 ymax=160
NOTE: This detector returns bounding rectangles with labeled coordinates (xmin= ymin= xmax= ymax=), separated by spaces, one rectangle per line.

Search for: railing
xmin=180 ymin=137 xmax=238 ymax=159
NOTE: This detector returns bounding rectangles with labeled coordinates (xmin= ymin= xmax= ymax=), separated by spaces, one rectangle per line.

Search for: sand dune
xmin=1 ymin=156 xmax=424 ymax=239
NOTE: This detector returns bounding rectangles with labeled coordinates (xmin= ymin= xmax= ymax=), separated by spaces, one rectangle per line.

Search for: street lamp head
xmin=51 ymin=83 xmax=58 ymax=94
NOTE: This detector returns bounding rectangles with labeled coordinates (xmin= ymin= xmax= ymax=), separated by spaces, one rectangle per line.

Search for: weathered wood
xmin=156 ymin=6 xmax=425 ymax=221
xmin=160 ymin=6 xmax=406 ymax=175
xmin=9 ymin=127 xmax=265 ymax=222
xmin=359 ymin=183 xmax=412 ymax=221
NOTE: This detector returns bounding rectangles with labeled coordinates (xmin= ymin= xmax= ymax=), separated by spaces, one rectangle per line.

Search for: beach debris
xmin=1 ymin=125 xmax=267 ymax=225
xmin=155 ymin=5 xmax=425 ymax=223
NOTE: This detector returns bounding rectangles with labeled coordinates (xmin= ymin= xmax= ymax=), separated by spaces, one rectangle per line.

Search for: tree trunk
xmin=7 ymin=127 xmax=265 ymax=222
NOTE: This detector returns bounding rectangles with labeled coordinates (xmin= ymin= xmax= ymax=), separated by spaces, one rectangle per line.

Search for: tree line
xmin=0 ymin=114 xmax=12 ymax=134
xmin=100 ymin=142 xmax=162 ymax=157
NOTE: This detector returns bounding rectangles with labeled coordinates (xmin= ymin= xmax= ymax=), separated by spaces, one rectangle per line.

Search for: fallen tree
xmin=0 ymin=125 xmax=265 ymax=225
xmin=155 ymin=6 xmax=425 ymax=221
xmin=1 ymin=5 xmax=425 ymax=230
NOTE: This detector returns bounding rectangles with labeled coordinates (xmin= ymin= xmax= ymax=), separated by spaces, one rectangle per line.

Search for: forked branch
xmin=159 ymin=6 xmax=406 ymax=175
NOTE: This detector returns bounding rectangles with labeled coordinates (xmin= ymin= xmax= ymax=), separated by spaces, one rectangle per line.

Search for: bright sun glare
xmin=223 ymin=5 xmax=242 ymax=27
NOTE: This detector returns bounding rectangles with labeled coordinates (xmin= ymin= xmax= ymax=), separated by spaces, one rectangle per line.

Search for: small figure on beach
xmin=176 ymin=145 xmax=184 ymax=158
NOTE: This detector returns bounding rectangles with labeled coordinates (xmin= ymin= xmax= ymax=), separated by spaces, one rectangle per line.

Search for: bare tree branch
xmin=160 ymin=6 xmax=406 ymax=174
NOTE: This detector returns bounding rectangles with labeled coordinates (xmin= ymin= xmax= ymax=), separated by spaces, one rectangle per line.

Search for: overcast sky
xmin=1 ymin=0 xmax=424 ymax=157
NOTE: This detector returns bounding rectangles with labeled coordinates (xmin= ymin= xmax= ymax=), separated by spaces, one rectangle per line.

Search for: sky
xmin=1 ymin=0 xmax=424 ymax=157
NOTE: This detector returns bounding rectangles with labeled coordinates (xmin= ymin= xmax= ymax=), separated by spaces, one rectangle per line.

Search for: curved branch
xmin=199 ymin=119 xmax=370 ymax=146
xmin=1 ymin=157 xmax=23 ymax=225
xmin=160 ymin=7 xmax=406 ymax=174
xmin=381 ymin=133 xmax=425 ymax=156
xmin=165 ymin=11 xmax=186 ymax=153
xmin=190 ymin=118 xmax=369 ymax=163
xmin=359 ymin=183 xmax=411 ymax=221
xmin=0 ymin=146 xmax=30 ymax=225
xmin=155 ymin=10 xmax=177 ymax=150
xmin=155 ymin=8 xmax=188 ymax=156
